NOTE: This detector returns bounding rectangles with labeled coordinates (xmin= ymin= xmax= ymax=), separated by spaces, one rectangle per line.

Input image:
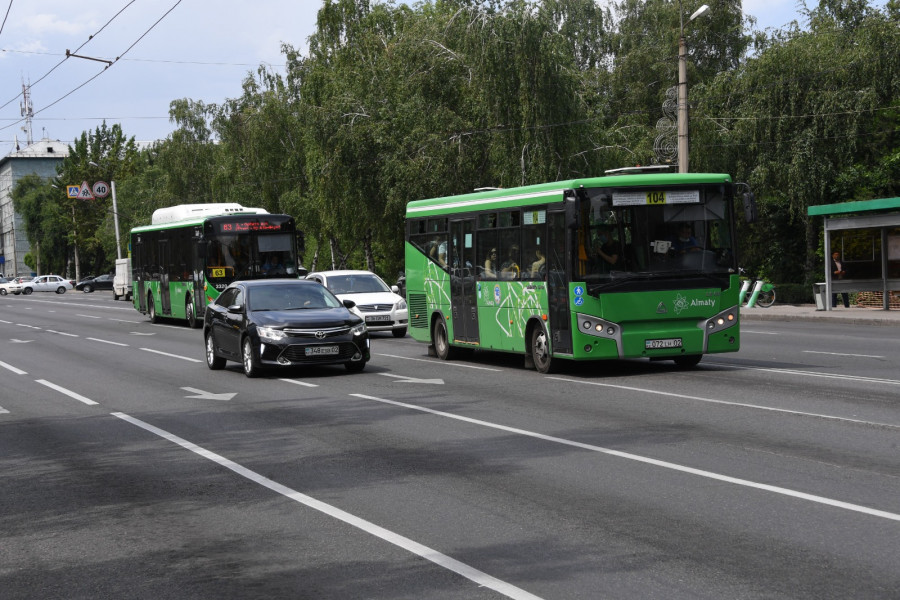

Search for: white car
xmin=0 ymin=277 xmax=19 ymax=296
xmin=17 ymin=275 xmax=74 ymax=295
xmin=306 ymin=270 xmax=408 ymax=337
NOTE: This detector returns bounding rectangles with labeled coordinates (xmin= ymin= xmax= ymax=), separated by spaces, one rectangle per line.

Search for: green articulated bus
xmin=405 ymin=169 xmax=750 ymax=373
xmin=130 ymin=203 xmax=304 ymax=328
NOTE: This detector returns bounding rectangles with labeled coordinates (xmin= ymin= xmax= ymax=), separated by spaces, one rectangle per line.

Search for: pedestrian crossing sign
xmin=77 ymin=181 xmax=94 ymax=200
xmin=66 ymin=185 xmax=80 ymax=198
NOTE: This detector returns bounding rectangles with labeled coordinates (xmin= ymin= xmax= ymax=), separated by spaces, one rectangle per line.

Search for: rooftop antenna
xmin=20 ymin=79 xmax=34 ymax=145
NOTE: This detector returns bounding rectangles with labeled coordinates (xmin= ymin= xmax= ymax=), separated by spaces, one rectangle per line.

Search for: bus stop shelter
xmin=808 ymin=197 xmax=900 ymax=310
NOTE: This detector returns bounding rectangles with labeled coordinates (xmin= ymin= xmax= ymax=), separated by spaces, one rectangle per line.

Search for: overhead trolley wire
xmin=0 ymin=0 xmax=182 ymax=133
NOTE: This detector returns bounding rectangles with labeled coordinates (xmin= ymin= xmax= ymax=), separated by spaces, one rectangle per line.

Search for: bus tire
xmin=433 ymin=318 xmax=455 ymax=360
xmin=531 ymin=325 xmax=556 ymax=374
xmin=148 ymin=293 xmax=159 ymax=324
xmin=186 ymin=297 xmax=200 ymax=329
xmin=673 ymin=354 xmax=702 ymax=368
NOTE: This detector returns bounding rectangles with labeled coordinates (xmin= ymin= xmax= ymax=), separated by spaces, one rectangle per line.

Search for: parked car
xmin=16 ymin=275 xmax=73 ymax=295
xmin=204 ymin=279 xmax=370 ymax=377
xmin=306 ymin=270 xmax=409 ymax=338
xmin=75 ymin=273 xmax=114 ymax=293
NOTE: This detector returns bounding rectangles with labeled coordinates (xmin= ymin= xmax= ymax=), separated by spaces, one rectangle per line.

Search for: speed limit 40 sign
xmin=92 ymin=181 xmax=111 ymax=198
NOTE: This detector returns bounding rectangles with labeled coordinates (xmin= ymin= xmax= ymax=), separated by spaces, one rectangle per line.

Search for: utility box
xmin=813 ymin=283 xmax=826 ymax=310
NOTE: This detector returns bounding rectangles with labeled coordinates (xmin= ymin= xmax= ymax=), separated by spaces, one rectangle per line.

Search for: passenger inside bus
xmin=484 ymin=248 xmax=498 ymax=278
xmin=588 ymin=226 xmax=620 ymax=273
xmin=500 ymin=245 xmax=521 ymax=279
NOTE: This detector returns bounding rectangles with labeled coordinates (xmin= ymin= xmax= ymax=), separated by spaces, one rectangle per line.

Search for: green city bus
xmin=405 ymin=170 xmax=750 ymax=372
xmin=130 ymin=203 xmax=304 ymax=328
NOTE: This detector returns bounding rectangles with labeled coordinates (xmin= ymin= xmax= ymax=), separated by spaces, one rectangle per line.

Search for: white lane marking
xmin=112 ymin=412 xmax=543 ymax=600
xmin=741 ymin=330 xmax=781 ymax=335
xmin=109 ymin=318 xmax=143 ymax=323
xmin=46 ymin=330 xmax=78 ymax=337
xmin=709 ymin=362 xmax=900 ymax=386
xmin=87 ymin=337 xmax=129 ymax=347
xmin=16 ymin=323 xmax=40 ymax=329
xmin=36 ymin=379 xmax=99 ymax=406
xmin=376 ymin=353 xmax=502 ymax=371
xmin=803 ymin=350 xmax=885 ymax=359
xmin=10 ymin=339 xmax=33 ymax=344
xmin=0 ymin=406 xmax=8 ymax=414
xmin=139 ymin=348 xmax=202 ymax=363
xmin=0 ymin=361 xmax=27 ymax=375
xmin=547 ymin=376 xmax=900 ymax=430
xmin=181 ymin=387 xmax=236 ymax=401
xmin=279 ymin=378 xmax=319 ymax=388
xmin=350 ymin=394 xmax=900 ymax=522
xmin=378 ymin=373 xmax=445 ymax=384
xmin=76 ymin=314 xmax=102 ymax=319
xmin=0 ymin=319 xmax=12 ymax=324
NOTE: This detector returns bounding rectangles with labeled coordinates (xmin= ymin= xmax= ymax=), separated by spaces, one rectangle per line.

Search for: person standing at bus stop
xmin=831 ymin=251 xmax=850 ymax=308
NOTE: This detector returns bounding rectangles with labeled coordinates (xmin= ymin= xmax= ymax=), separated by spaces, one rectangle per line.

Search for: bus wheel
xmin=433 ymin=318 xmax=455 ymax=360
xmin=242 ymin=337 xmax=259 ymax=378
xmin=148 ymin=293 xmax=159 ymax=324
xmin=673 ymin=354 xmax=702 ymax=368
xmin=186 ymin=297 xmax=200 ymax=329
xmin=531 ymin=326 xmax=556 ymax=374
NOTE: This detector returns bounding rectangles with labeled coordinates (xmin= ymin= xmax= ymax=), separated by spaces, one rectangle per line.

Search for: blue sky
xmin=0 ymin=0 xmax=886 ymax=158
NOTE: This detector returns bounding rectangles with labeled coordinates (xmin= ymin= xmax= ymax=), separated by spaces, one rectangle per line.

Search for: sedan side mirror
xmin=227 ymin=304 xmax=243 ymax=314
xmin=342 ymin=299 xmax=357 ymax=309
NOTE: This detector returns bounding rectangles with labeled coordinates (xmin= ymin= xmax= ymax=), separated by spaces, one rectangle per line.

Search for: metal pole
xmin=677 ymin=35 xmax=689 ymax=173
xmin=111 ymin=180 xmax=122 ymax=259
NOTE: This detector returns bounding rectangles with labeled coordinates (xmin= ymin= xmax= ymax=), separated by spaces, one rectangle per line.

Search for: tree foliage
xmin=11 ymin=0 xmax=899 ymax=288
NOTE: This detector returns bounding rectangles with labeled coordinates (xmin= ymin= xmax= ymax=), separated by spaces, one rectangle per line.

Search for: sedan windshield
xmin=249 ymin=285 xmax=342 ymax=311
xmin=326 ymin=274 xmax=390 ymax=294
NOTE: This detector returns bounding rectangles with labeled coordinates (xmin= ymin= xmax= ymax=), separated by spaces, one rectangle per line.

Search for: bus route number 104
xmin=646 ymin=191 xmax=666 ymax=205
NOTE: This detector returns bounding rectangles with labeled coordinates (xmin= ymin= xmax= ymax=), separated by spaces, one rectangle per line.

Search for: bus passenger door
xmin=449 ymin=219 xmax=479 ymax=343
xmin=547 ymin=211 xmax=572 ymax=354
xmin=159 ymin=239 xmax=171 ymax=315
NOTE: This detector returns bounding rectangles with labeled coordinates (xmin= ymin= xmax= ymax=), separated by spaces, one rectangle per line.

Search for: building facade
xmin=0 ymin=139 xmax=69 ymax=277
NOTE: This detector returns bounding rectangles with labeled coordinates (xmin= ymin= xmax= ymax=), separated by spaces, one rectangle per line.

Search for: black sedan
xmin=75 ymin=273 xmax=114 ymax=292
xmin=204 ymin=279 xmax=370 ymax=377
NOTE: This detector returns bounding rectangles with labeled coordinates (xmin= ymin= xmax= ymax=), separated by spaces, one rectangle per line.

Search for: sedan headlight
xmin=257 ymin=326 xmax=286 ymax=341
xmin=351 ymin=322 xmax=367 ymax=336
xmin=396 ymin=299 xmax=407 ymax=310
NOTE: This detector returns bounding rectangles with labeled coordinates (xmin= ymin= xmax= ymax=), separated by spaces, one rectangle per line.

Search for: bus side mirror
xmin=742 ymin=192 xmax=757 ymax=224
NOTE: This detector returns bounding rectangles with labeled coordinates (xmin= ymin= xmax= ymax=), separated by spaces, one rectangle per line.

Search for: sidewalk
xmin=740 ymin=303 xmax=900 ymax=326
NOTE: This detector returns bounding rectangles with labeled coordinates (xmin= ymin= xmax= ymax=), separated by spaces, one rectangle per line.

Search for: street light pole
xmin=88 ymin=161 xmax=122 ymax=259
xmin=677 ymin=2 xmax=710 ymax=174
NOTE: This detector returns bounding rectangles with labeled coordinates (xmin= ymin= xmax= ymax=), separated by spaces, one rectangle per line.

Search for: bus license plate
xmin=645 ymin=338 xmax=683 ymax=349
xmin=305 ymin=345 xmax=339 ymax=356
xmin=365 ymin=315 xmax=391 ymax=322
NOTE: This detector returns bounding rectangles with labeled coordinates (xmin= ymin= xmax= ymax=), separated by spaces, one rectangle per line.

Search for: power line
xmin=0 ymin=48 xmax=285 ymax=68
xmin=0 ymin=0 xmax=13 ymax=39
xmin=0 ymin=0 xmax=182 ymax=134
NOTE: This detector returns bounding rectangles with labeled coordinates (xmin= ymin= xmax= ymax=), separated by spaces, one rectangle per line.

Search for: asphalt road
xmin=2 ymin=292 xmax=899 ymax=599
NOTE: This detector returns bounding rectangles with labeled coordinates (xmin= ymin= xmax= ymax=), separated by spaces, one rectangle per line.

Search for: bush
xmin=773 ymin=282 xmax=814 ymax=304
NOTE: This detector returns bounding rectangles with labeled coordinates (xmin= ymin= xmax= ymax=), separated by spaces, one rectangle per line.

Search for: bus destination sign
xmin=217 ymin=220 xmax=284 ymax=233
xmin=612 ymin=190 xmax=700 ymax=207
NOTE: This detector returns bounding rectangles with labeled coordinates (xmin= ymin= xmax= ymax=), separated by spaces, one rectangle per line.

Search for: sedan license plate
xmin=305 ymin=345 xmax=339 ymax=356
xmin=645 ymin=338 xmax=683 ymax=349
xmin=365 ymin=315 xmax=391 ymax=322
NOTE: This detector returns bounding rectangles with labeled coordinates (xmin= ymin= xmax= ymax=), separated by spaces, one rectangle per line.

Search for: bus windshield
xmin=576 ymin=184 xmax=736 ymax=290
